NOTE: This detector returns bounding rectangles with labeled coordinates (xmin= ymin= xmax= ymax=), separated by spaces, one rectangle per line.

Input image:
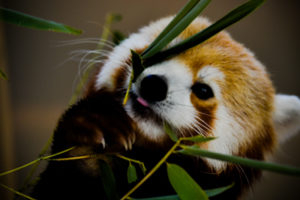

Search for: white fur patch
xmin=198 ymin=66 xmax=225 ymax=81
xmin=95 ymin=34 xmax=145 ymax=90
xmin=125 ymin=99 xmax=165 ymax=140
xmin=205 ymin=104 xmax=243 ymax=170
xmin=95 ymin=17 xmax=175 ymax=91
xmin=273 ymin=94 xmax=300 ymax=143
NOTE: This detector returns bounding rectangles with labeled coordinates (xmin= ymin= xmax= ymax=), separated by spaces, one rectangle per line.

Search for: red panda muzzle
xmin=139 ymin=74 xmax=168 ymax=102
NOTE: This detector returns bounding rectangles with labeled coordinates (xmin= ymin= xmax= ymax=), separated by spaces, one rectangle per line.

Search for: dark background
xmin=0 ymin=0 xmax=299 ymax=199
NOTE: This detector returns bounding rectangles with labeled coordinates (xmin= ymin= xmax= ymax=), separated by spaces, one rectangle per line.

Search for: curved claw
xmin=100 ymin=138 xmax=106 ymax=149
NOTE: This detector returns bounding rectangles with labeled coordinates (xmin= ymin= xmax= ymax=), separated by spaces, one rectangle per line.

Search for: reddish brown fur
xmin=190 ymin=93 xmax=217 ymax=136
xmin=176 ymin=19 xmax=276 ymax=159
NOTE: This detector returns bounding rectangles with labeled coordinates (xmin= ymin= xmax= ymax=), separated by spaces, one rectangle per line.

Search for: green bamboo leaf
xmin=139 ymin=163 xmax=147 ymax=175
xmin=181 ymin=135 xmax=215 ymax=143
xmin=123 ymin=69 xmax=133 ymax=105
xmin=142 ymin=0 xmax=210 ymax=59
xmin=131 ymin=50 xmax=145 ymax=83
xmin=0 ymin=7 xmax=82 ymax=35
xmin=109 ymin=14 xmax=122 ymax=23
xmin=115 ymin=154 xmax=147 ymax=175
xmin=0 ymin=68 xmax=7 ymax=80
xmin=179 ymin=145 xmax=300 ymax=176
xmin=112 ymin=30 xmax=126 ymax=45
xmin=167 ymin=163 xmax=208 ymax=200
xmin=205 ymin=183 xmax=234 ymax=197
xmin=99 ymin=160 xmax=119 ymax=200
xmin=123 ymin=49 xmax=143 ymax=105
xmin=127 ymin=162 xmax=138 ymax=184
xmin=142 ymin=0 xmax=205 ymax=57
xmin=132 ymin=195 xmax=180 ymax=200
xmin=144 ymin=0 xmax=265 ymax=66
xmin=163 ymin=122 xmax=178 ymax=142
xmin=142 ymin=0 xmax=200 ymax=57
xmin=131 ymin=183 xmax=234 ymax=200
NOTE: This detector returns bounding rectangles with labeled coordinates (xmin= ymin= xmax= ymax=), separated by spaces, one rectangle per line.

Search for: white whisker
xmin=234 ymin=164 xmax=253 ymax=195
xmin=56 ymin=38 xmax=115 ymax=49
xmin=169 ymin=100 xmax=215 ymax=135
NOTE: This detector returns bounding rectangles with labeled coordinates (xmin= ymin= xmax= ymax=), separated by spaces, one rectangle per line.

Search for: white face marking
xmin=198 ymin=66 xmax=224 ymax=81
xmin=125 ymin=59 xmax=198 ymax=140
xmin=125 ymin=100 xmax=165 ymax=141
xmin=204 ymin=105 xmax=244 ymax=170
xmin=95 ymin=33 xmax=152 ymax=91
xmin=95 ymin=17 xmax=174 ymax=91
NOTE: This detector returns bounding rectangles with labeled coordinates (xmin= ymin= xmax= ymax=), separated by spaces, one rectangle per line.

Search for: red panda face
xmin=94 ymin=16 xmax=277 ymax=171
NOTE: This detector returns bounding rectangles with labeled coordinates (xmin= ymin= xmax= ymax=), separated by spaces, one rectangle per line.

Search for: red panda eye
xmin=191 ymin=83 xmax=214 ymax=100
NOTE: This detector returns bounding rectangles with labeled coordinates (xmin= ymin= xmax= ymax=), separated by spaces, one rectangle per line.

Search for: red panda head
xmin=92 ymin=16 xmax=300 ymax=171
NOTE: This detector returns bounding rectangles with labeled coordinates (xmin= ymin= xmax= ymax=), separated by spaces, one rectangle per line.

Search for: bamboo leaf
xmin=99 ymin=160 xmax=119 ymax=200
xmin=131 ymin=50 xmax=145 ymax=82
xmin=181 ymin=135 xmax=215 ymax=143
xmin=144 ymin=0 xmax=265 ymax=66
xmin=112 ymin=30 xmax=126 ymax=45
xmin=132 ymin=195 xmax=179 ymax=200
xmin=139 ymin=163 xmax=147 ymax=175
xmin=123 ymin=69 xmax=134 ymax=105
xmin=109 ymin=13 xmax=122 ymax=23
xmin=142 ymin=0 xmax=200 ymax=57
xmin=0 ymin=68 xmax=7 ymax=80
xmin=131 ymin=183 xmax=234 ymax=200
xmin=179 ymin=145 xmax=300 ymax=176
xmin=115 ymin=154 xmax=147 ymax=175
xmin=127 ymin=162 xmax=138 ymax=184
xmin=0 ymin=7 xmax=82 ymax=35
xmin=97 ymin=13 xmax=122 ymax=49
xmin=205 ymin=183 xmax=234 ymax=197
xmin=142 ymin=0 xmax=210 ymax=59
xmin=164 ymin=122 xmax=178 ymax=142
xmin=123 ymin=50 xmax=144 ymax=105
xmin=167 ymin=163 xmax=208 ymax=200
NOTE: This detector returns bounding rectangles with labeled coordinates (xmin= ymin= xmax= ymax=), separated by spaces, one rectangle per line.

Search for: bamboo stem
xmin=121 ymin=139 xmax=182 ymax=200
xmin=0 ymin=183 xmax=36 ymax=200
xmin=0 ymin=147 xmax=74 ymax=177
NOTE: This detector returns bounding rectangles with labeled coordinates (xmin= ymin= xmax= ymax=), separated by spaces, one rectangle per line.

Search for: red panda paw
xmin=53 ymin=91 xmax=136 ymax=153
xmin=104 ymin=126 xmax=136 ymax=151
xmin=66 ymin=113 xmax=136 ymax=152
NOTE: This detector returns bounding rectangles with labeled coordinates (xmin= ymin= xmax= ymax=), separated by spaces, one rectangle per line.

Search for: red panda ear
xmin=273 ymin=94 xmax=300 ymax=143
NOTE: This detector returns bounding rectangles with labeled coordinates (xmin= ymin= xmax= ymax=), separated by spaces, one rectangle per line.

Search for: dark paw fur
xmin=52 ymin=90 xmax=136 ymax=153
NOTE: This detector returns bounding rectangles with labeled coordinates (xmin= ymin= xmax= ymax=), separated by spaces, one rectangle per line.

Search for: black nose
xmin=139 ymin=75 xmax=168 ymax=102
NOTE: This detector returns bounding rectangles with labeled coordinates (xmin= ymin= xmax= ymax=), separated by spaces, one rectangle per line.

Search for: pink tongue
xmin=137 ymin=97 xmax=149 ymax=107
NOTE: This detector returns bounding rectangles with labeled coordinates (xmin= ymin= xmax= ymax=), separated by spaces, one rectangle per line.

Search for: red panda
xmin=32 ymin=16 xmax=300 ymax=200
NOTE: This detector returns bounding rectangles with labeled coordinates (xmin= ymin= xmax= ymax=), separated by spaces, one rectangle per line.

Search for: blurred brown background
xmin=0 ymin=0 xmax=299 ymax=199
